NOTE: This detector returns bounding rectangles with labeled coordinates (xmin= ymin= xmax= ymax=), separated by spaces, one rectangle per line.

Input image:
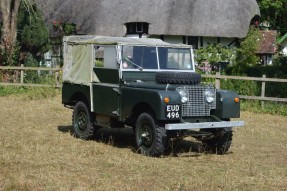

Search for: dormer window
xmin=125 ymin=22 xmax=149 ymax=35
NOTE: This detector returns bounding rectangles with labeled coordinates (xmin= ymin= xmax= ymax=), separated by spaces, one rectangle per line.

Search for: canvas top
xmin=63 ymin=35 xmax=192 ymax=48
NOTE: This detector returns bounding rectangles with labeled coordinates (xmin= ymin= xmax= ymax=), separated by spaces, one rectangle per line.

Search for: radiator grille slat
xmin=177 ymin=85 xmax=216 ymax=117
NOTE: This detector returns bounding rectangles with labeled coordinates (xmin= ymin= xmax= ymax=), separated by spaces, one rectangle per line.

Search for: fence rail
xmin=1 ymin=66 xmax=287 ymax=102
xmin=0 ymin=65 xmax=61 ymax=88
xmin=202 ymin=72 xmax=287 ymax=102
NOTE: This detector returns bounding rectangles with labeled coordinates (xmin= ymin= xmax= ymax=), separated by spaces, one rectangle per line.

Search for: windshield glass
xmin=158 ymin=47 xmax=193 ymax=70
xmin=122 ymin=46 xmax=158 ymax=70
xmin=122 ymin=46 xmax=193 ymax=71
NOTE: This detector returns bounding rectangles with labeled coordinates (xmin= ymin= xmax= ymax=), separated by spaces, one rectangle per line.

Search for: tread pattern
xmin=135 ymin=113 xmax=167 ymax=157
xmin=202 ymin=128 xmax=233 ymax=155
xmin=156 ymin=72 xmax=201 ymax=85
xmin=72 ymin=101 xmax=94 ymax=140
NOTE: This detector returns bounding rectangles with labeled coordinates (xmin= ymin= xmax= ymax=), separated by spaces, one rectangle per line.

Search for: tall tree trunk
xmin=0 ymin=0 xmax=21 ymax=65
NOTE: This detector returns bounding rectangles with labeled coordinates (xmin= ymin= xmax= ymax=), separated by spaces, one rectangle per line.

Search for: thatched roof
xmin=36 ymin=0 xmax=260 ymax=38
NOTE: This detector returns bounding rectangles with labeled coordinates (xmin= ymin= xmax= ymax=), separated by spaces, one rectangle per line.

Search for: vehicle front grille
xmin=177 ymin=85 xmax=216 ymax=117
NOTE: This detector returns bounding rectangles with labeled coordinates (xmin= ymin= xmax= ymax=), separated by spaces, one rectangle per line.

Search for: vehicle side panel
xmin=92 ymin=83 xmax=119 ymax=116
xmin=62 ymin=83 xmax=90 ymax=106
xmin=120 ymin=86 xmax=181 ymax=120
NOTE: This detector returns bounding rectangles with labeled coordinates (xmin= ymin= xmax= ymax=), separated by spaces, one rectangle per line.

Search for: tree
xmin=233 ymin=27 xmax=261 ymax=73
xmin=257 ymin=0 xmax=287 ymax=34
xmin=195 ymin=44 xmax=236 ymax=73
xmin=0 ymin=0 xmax=21 ymax=65
xmin=1 ymin=0 xmax=50 ymax=66
xmin=18 ymin=3 xmax=49 ymax=55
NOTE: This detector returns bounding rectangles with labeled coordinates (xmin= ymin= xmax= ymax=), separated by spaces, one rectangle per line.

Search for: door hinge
xmin=113 ymin=87 xmax=121 ymax=94
xmin=112 ymin=110 xmax=120 ymax=116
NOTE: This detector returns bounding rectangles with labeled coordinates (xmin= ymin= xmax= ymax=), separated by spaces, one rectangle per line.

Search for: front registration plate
xmin=166 ymin=105 xmax=181 ymax=119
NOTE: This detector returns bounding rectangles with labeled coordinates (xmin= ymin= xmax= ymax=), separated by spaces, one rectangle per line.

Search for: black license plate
xmin=166 ymin=105 xmax=181 ymax=119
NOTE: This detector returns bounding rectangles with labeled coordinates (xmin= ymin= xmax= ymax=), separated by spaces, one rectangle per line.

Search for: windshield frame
xmin=120 ymin=45 xmax=195 ymax=73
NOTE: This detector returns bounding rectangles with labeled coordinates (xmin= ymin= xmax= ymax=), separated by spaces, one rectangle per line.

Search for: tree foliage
xmin=18 ymin=3 xmax=50 ymax=55
xmin=257 ymin=0 xmax=287 ymax=34
xmin=195 ymin=44 xmax=236 ymax=73
xmin=195 ymin=27 xmax=261 ymax=74
xmin=0 ymin=1 xmax=50 ymax=66
xmin=235 ymin=27 xmax=261 ymax=69
xmin=195 ymin=44 xmax=236 ymax=64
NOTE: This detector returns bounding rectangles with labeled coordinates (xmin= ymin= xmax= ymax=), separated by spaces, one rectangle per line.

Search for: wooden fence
xmin=0 ymin=65 xmax=61 ymax=88
xmin=1 ymin=66 xmax=287 ymax=102
xmin=202 ymin=73 xmax=287 ymax=102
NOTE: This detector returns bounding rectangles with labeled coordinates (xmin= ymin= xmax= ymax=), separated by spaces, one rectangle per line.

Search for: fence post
xmin=55 ymin=66 xmax=60 ymax=88
xmin=20 ymin=64 xmax=24 ymax=84
xmin=261 ymin=75 xmax=266 ymax=107
xmin=215 ymin=72 xmax=221 ymax=89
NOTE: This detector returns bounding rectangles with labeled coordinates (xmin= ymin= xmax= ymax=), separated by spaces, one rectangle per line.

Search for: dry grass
xmin=0 ymin=94 xmax=287 ymax=191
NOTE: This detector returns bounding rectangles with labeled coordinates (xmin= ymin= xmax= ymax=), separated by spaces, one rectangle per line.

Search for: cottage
xmin=36 ymin=0 xmax=260 ymax=48
xmin=256 ymin=30 xmax=277 ymax=65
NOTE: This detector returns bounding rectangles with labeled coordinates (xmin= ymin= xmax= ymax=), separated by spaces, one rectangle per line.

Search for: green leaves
xmin=18 ymin=3 xmax=50 ymax=54
xmin=194 ymin=27 xmax=261 ymax=74
xmin=257 ymin=0 xmax=287 ymax=32
xmin=236 ymin=27 xmax=261 ymax=69
xmin=194 ymin=43 xmax=236 ymax=73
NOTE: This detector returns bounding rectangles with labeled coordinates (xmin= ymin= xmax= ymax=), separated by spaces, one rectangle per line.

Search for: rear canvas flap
xmin=63 ymin=44 xmax=99 ymax=85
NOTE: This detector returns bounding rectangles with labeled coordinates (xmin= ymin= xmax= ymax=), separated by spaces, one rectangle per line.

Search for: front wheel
xmin=135 ymin=113 xmax=167 ymax=157
xmin=201 ymin=128 xmax=233 ymax=155
xmin=72 ymin=101 xmax=95 ymax=140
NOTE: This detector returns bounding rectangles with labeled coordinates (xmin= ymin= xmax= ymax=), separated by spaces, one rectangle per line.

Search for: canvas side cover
xmin=62 ymin=43 xmax=99 ymax=85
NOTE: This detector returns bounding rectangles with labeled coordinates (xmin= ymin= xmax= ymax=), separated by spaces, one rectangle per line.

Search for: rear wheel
xmin=72 ymin=101 xmax=95 ymax=140
xmin=135 ymin=113 xmax=167 ymax=157
xmin=201 ymin=127 xmax=233 ymax=154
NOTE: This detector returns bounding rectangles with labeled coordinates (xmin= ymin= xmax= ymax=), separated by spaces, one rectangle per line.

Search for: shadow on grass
xmin=58 ymin=125 xmax=71 ymax=133
xmin=57 ymin=125 xmax=136 ymax=149
xmin=57 ymin=125 xmax=207 ymax=157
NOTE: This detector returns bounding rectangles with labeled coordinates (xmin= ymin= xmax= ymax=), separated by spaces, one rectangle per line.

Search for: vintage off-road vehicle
xmin=62 ymin=36 xmax=244 ymax=157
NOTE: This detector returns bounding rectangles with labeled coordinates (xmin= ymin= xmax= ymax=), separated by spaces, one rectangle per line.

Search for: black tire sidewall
xmin=202 ymin=127 xmax=233 ymax=154
xmin=72 ymin=101 xmax=94 ymax=140
xmin=135 ymin=113 xmax=166 ymax=157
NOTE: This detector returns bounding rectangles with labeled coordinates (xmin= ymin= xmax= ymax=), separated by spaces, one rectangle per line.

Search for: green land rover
xmin=62 ymin=36 xmax=244 ymax=157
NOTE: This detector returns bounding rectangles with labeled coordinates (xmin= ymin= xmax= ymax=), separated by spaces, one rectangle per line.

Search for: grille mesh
xmin=177 ymin=85 xmax=216 ymax=117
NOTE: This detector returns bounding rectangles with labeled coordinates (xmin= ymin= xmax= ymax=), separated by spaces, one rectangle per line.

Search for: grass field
xmin=0 ymin=94 xmax=287 ymax=191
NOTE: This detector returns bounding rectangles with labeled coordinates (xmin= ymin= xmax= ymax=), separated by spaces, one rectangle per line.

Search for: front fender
xmin=121 ymin=86 xmax=181 ymax=120
xmin=212 ymin=89 xmax=241 ymax=118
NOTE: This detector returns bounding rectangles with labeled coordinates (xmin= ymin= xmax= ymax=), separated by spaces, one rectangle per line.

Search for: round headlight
xmin=178 ymin=88 xmax=188 ymax=103
xmin=204 ymin=89 xmax=216 ymax=103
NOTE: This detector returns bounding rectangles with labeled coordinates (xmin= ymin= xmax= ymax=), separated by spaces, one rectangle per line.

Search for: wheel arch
xmin=62 ymin=83 xmax=91 ymax=107
xmin=68 ymin=92 xmax=90 ymax=108
xmin=127 ymin=102 xmax=157 ymax=127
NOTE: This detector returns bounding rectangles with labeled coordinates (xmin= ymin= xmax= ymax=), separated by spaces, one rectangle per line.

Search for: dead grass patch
xmin=0 ymin=95 xmax=286 ymax=190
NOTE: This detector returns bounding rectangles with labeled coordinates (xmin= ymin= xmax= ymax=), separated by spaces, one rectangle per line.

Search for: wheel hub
xmin=77 ymin=112 xmax=87 ymax=132
xmin=140 ymin=126 xmax=152 ymax=146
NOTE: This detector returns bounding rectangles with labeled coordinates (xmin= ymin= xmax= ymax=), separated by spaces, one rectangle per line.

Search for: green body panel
xmin=120 ymin=84 xmax=181 ymax=120
xmin=92 ymin=83 xmax=119 ymax=116
xmin=62 ymin=83 xmax=90 ymax=106
xmin=122 ymin=71 xmax=156 ymax=82
xmin=212 ymin=90 xmax=240 ymax=118
xmin=93 ymin=68 xmax=119 ymax=84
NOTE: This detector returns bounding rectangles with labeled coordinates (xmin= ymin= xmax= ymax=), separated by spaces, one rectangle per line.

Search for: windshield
xmin=122 ymin=46 xmax=193 ymax=71
xmin=158 ymin=47 xmax=193 ymax=70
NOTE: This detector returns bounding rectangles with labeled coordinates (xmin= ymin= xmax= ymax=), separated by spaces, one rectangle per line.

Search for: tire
xmin=135 ymin=113 xmax=167 ymax=157
xmin=156 ymin=72 xmax=201 ymax=85
xmin=72 ymin=101 xmax=95 ymax=140
xmin=201 ymin=128 xmax=233 ymax=155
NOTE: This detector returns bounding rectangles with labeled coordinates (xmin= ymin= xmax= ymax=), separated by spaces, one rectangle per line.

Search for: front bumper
xmin=165 ymin=121 xmax=245 ymax=130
